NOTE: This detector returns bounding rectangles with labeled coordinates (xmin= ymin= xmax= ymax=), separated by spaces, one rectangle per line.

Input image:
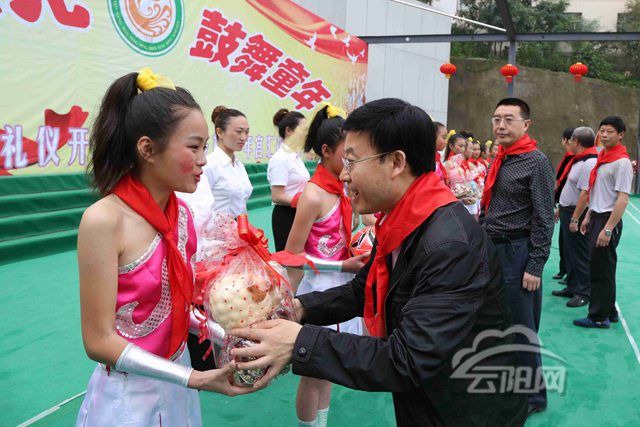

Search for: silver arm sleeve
xmin=115 ymin=343 xmax=193 ymax=388
xmin=189 ymin=311 xmax=225 ymax=343
xmin=303 ymin=255 xmax=343 ymax=272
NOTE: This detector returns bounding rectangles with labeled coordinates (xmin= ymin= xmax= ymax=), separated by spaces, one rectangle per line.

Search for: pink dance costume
xmin=76 ymin=200 xmax=202 ymax=427
xmin=297 ymin=199 xmax=363 ymax=335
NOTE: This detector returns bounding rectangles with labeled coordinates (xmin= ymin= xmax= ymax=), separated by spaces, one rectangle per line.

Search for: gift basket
xmin=196 ymin=213 xmax=297 ymax=386
xmin=469 ymin=164 xmax=486 ymax=201
xmin=447 ymin=154 xmax=475 ymax=201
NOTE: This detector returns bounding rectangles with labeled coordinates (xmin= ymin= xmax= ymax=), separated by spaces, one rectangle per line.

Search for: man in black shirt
xmin=480 ymin=98 xmax=555 ymax=417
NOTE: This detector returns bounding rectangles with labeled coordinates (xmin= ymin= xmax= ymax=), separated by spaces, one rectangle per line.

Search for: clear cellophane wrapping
xmin=197 ymin=213 xmax=297 ymax=386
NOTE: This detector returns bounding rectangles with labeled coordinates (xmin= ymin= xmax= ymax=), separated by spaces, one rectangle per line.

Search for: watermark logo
xmin=108 ymin=0 xmax=184 ymax=57
xmin=451 ymin=325 xmax=567 ymax=394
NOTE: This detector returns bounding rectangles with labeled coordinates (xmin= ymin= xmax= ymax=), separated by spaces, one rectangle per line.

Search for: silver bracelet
xmin=304 ymin=255 xmax=343 ymax=272
xmin=115 ymin=343 xmax=193 ymax=387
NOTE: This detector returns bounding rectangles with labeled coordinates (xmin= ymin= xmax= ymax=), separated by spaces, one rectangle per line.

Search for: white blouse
xmin=203 ymin=145 xmax=253 ymax=216
xmin=267 ymin=146 xmax=310 ymax=200
xmin=176 ymin=174 xmax=215 ymax=261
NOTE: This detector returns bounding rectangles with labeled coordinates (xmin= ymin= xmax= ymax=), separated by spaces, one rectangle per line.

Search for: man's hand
xmin=554 ymin=207 xmax=560 ymax=224
xmin=580 ymin=212 xmax=590 ymax=235
xmin=596 ymin=229 xmax=612 ymax=247
xmin=569 ymin=221 xmax=579 ymax=233
xmin=293 ymin=298 xmax=306 ymax=323
xmin=522 ymin=272 xmax=541 ymax=292
xmin=229 ymin=319 xmax=303 ymax=388
xmin=188 ymin=363 xmax=258 ymax=396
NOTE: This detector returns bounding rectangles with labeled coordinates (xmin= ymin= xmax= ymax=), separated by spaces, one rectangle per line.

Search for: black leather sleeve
xmin=292 ymin=239 xmax=487 ymax=393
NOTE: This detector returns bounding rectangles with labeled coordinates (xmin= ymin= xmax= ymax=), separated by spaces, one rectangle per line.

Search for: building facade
xmin=293 ymin=0 xmax=453 ymax=123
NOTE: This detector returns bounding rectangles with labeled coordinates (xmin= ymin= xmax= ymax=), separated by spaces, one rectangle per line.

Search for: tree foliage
xmin=450 ymin=0 xmax=640 ymax=88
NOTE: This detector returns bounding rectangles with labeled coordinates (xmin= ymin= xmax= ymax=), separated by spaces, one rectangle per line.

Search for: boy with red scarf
xmin=480 ymin=98 xmax=555 ymax=417
xmin=231 ymin=98 xmax=527 ymax=427
xmin=572 ymin=116 xmax=633 ymax=328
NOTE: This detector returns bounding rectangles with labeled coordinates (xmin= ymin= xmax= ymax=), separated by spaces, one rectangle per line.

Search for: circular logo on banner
xmin=108 ymin=0 xmax=184 ymax=57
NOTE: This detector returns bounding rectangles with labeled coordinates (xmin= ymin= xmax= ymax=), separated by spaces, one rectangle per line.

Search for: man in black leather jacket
xmin=232 ymin=98 xmax=528 ymax=427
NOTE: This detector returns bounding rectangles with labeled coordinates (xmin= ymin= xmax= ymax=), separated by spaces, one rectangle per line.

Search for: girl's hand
xmin=342 ymin=253 xmax=370 ymax=273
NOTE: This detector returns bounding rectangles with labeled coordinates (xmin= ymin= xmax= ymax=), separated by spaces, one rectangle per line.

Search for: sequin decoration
xmin=118 ymin=234 xmax=162 ymax=274
xmin=116 ymin=258 xmax=172 ymax=338
xmin=178 ymin=205 xmax=188 ymax=262
xmin=317 ymin=219 xmax=347 ymax=258
xmin=190 ymin=253 xmax=197 ymax=284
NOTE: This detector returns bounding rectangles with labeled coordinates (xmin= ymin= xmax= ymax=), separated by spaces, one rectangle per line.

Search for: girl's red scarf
xmin=481 ymin=135 xmax=537 ymax=211
xmin=112 ymin=174 xmax=192 ymax=359
xmin=461 ymin=159 xmax=471 ymax=173
xmin=309 ymin=163 xmax=353 ymax=246
xmin=436 ymin=152 xmax=448 ymax=184
xmin=365 ymin=173 xmax=457 ymax=336
xmin=588 ymin=144 xmax=629 ymax=190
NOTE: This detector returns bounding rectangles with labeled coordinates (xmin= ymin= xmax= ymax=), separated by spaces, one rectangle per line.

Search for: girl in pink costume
xmin=76 ymin=69 xmax=252 ymax=427
xmin=284 ymin=104 xmax=366 ymax=427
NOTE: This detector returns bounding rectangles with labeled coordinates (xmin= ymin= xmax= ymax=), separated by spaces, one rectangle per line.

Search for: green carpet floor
xmin=2 ymin=201 xmax=640 ymax=427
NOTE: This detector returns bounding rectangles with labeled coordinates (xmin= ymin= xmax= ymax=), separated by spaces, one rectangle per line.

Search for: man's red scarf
xmin=309 ymin=163 xmax=353 ymax=246
xmin=588 ymin=144 xmax=630 ymax=190
xmin=435 ymin=151 xmax=448 ymax=183
xmin=556 ymin=147 xmax=598 ymax=190
xmin=555 ymin=151 xmax=574 ymax=182
xmin=481 ymin=134 xmax=537 ymax=211
xmin=365 ymin=172 xmax=458 ymax=336
xmin=112 ymin=174 xmax=193 ymax=358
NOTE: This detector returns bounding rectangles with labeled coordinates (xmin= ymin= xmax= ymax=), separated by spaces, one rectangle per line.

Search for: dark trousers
xmin=559 ymin=207 xmax=591 ymax=298
xmin=271 ymin=205 xmax=297 ymax=252
xmin=588 ymin=212 xmax=622 ymax=322
xmin=558 ymin=225 xmax=567 ymax=276
xmin=492 ymin=237 xmax=547 ymax=407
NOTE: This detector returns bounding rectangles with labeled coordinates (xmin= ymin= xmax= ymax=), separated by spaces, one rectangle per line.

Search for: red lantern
xmin=500 ymin=64 xmax=519 ymax=83
xmin=569 ymin=62 xmax=588 ymax=81
xmin=440 ymin=63 xmax=457 ymax=79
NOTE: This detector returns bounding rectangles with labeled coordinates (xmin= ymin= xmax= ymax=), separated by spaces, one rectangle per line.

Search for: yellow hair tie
xmin=136 ymin=67 xmax=176 ymax=92
xmin=326 ymin=104 xmax=346 ymax=119
xmin=446 ymin=129 xmax=456 ymax=139
xmin=485 ymin=140 xmax=493 ymax=147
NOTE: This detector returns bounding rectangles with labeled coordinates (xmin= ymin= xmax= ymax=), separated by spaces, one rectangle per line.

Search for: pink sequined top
xmin=115 ymin=200 xmax=196 ymax=358
xmin=304 ymin=199 xmax=349 ymax=261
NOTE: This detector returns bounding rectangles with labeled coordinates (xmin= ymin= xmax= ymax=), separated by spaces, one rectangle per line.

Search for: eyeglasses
xmin=490 ymin=116 xmax=526 ymax=126
xmin=341 ymin=152 xmax=391 ymax=173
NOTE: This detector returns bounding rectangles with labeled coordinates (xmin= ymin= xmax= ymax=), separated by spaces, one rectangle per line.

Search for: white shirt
xmin=267 ymin=146 xmax=310 ymax=200
xmin=559 ymin=157 xmax=597 ymax=207
xmin=589 ymin=157 xmax=633 ymax=213
xmin=203 ymin=145 xmax=253 ymax=216
xmin=176 ymin=174 xmax=215 ymax=261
